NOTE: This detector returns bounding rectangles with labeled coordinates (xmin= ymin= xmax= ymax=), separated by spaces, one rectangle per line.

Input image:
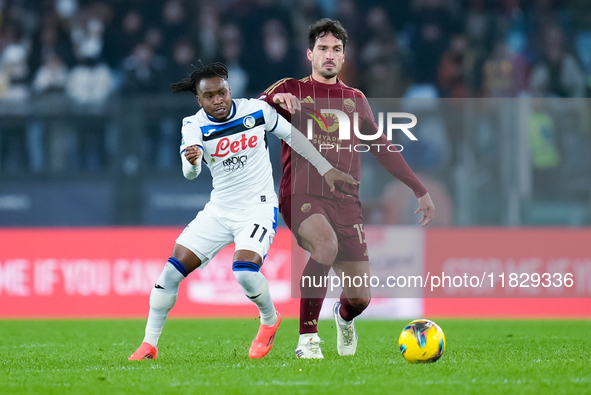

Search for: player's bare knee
xmin=311 ymin=237 xmax=338 ymax=265
xmin=171 ymin=244 xmax=202 ymax=273
xmin=298 ymin=214 xmax=337 ymax=264
xmin=299 ymin=228 xmax=338 ymax=265
xmin=234 ymin=250 xmax=263 ymax=265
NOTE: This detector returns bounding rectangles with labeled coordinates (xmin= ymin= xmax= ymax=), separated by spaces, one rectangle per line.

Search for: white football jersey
xmin=180 ymin=98 xmax=285 ymax=208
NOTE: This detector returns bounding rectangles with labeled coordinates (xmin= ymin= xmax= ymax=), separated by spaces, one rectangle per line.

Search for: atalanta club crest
xmin=243 ymin=116 xmax=256 ymax=128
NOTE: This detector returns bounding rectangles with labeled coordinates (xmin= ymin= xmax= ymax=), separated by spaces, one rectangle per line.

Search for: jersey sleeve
xmin=179 ymin=116 xmax=204 ymax=180
xmin=257 ymin=78 xmax=292 ymax=122
xmin=181 ymin=151 xmax=202 ymax=180
xmin=360 ymin=96 xmax=428 ymax=198
xmin=179 ymin=117 xmax=203 ymax=154
xmin=260 ymin=100 xmax=280 ymax=133
xmin=271 ymin=112 xmax=333 ymax=176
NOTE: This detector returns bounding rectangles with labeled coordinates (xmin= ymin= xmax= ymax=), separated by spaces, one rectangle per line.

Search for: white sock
xmin=233 ymin=269 xmax=277 ymax=326
xmin=143 ymin=261 xmax=185 ymax=347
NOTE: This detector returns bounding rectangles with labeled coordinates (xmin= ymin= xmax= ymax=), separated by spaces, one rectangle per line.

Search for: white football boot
xmin=295 ymin=333 xmax=324 ymax=359
xmin=333 ymin=301 xmax=358 ymax=356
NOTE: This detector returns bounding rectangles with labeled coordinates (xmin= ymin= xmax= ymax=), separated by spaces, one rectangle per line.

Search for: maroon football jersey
xmin=260 ymin=76 xmax=427 ymax=205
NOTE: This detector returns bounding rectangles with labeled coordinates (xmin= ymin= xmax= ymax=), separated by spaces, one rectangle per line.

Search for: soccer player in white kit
xmin=128 ymin=62 xmax=358 ymax=360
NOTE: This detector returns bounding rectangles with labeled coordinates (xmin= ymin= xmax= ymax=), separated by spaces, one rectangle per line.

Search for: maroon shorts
xmin=280 ymin=193 xmax=369 ymax=262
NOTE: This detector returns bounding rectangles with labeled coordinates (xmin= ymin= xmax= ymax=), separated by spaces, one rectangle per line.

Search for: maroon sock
xmin=299 ymin=257 xmax=329 ymax=334
xmin=339 ymin=291 xmax=369 ymax=322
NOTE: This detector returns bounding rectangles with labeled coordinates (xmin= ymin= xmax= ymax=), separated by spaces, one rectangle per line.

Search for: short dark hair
xmin=308 ymin=18 xmax=348 ymax=50
xmin=170 ymin=62 xmax=228 ymax=95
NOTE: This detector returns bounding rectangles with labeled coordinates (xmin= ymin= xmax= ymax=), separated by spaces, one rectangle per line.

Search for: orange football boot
xmin=249 ymin=312 xmax=281 ymax=359
xmin=128 ymin=342 xmax=158 ymax=360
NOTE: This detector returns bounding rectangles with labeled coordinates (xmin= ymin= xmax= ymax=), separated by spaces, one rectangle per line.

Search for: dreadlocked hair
xmin=170 ymin=62 xmax=229 ymax=95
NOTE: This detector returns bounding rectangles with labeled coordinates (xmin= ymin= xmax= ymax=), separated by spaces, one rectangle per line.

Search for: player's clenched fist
xmin=273 ymin=93 xmax=301 ymax=114
xmin=184 ymin=145 xmax=202 ymax=165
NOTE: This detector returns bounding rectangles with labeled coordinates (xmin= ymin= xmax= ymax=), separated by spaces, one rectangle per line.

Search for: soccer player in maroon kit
xmin=260 ymin=19 xmax=435 ymax=358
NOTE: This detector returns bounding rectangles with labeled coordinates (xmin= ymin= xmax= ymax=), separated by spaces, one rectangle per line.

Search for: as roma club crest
xmin=344 ymin=98 xmax=355 ymax=113
xmin=301 ymin=203 xmax=311 ymax=213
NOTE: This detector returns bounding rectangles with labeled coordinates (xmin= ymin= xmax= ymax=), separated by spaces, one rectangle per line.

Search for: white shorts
xmin=175 ymin=202 xmax=278 ymax=269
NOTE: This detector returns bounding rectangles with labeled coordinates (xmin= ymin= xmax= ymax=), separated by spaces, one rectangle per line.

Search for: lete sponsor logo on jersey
xmin=211 ymin=134 xmax=258 ymax=158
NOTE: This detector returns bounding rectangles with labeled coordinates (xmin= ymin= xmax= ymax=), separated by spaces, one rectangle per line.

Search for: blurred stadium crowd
xmin=1 ymin=0 xmax=591 ymax=226
xmin=2 ymin=0 xmax=591 ymax=99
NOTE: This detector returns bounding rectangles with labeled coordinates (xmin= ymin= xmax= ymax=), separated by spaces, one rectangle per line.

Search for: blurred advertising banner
xmin=291 ymin=226 xmax=425 ymax=299
xmin=424 ymin=229 xmax=591 ymax=299
xmin=424 ymin=228 xmax=591 ymax=317
xmin=294 ymin=226 xmax=591 ymax=300
xmin=1 ymin=227 xmax=590 ymax=318
xmin=294 ymin=226 xmax=590 ymax=317
xmin=0 ymin=228 xmax=297 ymax=318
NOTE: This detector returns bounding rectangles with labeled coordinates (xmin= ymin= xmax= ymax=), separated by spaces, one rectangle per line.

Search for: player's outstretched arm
xmin=270 ymin=114 xmax=330 ymax=172
xmin=272 ymin=115 xmax=359 ymax=191
xmin=181 ymin=145 xmax=203 ymax=180
xmin=415 ymin=192 xmax=435 ymax=227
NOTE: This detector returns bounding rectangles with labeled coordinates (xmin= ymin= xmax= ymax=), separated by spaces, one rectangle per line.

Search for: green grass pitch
xmin=1 ymin=318 xmax=590 ymax=394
